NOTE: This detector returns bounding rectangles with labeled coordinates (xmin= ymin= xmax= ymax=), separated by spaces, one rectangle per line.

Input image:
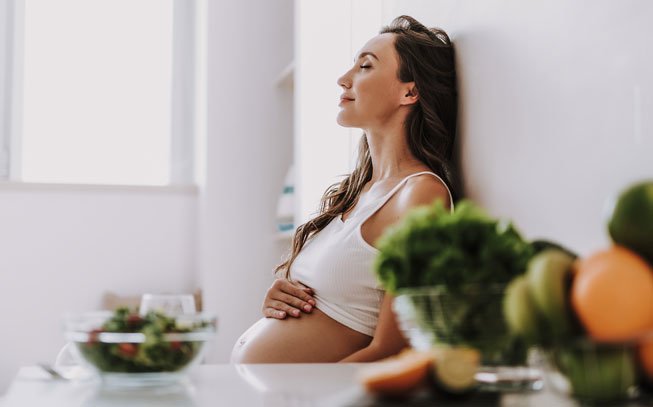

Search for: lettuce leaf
xmin=374 ymin=199 xmax=533 ymax=294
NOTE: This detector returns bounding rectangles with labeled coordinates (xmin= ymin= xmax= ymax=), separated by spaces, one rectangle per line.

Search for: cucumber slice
xmin=431 ymin=347 xmax=480 ymax=394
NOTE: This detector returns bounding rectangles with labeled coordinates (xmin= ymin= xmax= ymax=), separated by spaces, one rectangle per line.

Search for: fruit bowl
xmin=393 ymin=284 xmax=542 ymax=391
xmin=542 ymin=337 xmax=649 ymax=404
xmin=64 ymin=308 xmax=217 ymax=386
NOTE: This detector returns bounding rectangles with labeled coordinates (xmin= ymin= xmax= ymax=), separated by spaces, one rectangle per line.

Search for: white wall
xmin=386 ymin=0 xmax=653 ymax=255
xmin=295 ymin=0 xmax=389 ymax=224
xmin=0 ymin=183 xmax=197 ymax=393
xmin=294 ymin=0 xmax=353 ymax=223
xmin=200 ymin=0 xmax=294 ymax=362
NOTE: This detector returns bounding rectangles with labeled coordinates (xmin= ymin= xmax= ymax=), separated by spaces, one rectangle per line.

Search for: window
xmin=0 ymin=0 xmax=204 ymax=185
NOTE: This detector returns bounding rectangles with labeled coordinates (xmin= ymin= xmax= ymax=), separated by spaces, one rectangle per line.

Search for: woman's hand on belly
xmin=262 ymin=278 xmax=316 ymax=319
xmin=231 ymin=308 xmax=372 ymax=363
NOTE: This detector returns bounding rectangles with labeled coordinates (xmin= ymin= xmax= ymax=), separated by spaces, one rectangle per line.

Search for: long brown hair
xmin=276 ymin=15 xmax=458 ymax=278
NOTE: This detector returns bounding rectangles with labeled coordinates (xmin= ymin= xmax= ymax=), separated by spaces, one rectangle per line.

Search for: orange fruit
xmin=571 ymin=246 xmax=653 ymax=342
xmin=607 ymin=181 xmax=653 ymax=264
xmin=357 ymin=348 xmax=432 ymax=398
xmin=640 ymin=338 xmax=653 ymax=383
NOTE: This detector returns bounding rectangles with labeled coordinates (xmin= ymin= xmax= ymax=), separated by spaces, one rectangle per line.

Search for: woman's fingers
xmin=271 ymin=291 xmax=313 ymax=314
xmin=266 ymin=300 xmax=302 ymax=318
xmin=277 ymin=280 xmax=316 ymax=306
xmin=297 ymin=284 xmax=316 ymax=304
xmin=263 ymin=307 xmax=287 ymax=319
xmin=262 ymin=279 xmax=316 ymax=319
xmin=295 ymin=281 xmax=314 ymax=294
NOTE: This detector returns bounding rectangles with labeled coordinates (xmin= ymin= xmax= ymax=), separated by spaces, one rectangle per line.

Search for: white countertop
xmin=0 ymin=363 xmax=642 ymax=407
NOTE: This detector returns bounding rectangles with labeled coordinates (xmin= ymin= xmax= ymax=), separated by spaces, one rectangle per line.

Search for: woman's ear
xmin=400 ymin=83 xmax=419 ymax=106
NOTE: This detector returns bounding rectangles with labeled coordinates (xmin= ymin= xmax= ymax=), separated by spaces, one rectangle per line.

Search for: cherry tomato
xmin=118 ymin=343 xmax=138 ymax=358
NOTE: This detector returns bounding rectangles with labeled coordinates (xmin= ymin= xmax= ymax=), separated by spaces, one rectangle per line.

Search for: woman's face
xmin=336 ymin=33 xmax=415 ymax=129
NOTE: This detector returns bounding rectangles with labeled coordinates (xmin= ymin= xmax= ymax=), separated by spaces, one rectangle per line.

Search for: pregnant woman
xmin=232 ymin=15 xmax=458 ymax=363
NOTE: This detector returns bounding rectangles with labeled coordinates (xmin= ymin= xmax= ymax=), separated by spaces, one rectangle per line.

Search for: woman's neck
xmin=364 ymin=127 xmax=427 ymax=183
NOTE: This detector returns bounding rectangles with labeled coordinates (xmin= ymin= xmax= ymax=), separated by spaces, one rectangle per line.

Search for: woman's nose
xmin=337 ymin=73 xmax=351 ymax=89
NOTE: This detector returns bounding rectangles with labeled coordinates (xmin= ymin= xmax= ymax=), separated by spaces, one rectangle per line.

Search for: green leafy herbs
xmin=374 ymin=199 xmax=534 ymax=364
xmin=78 ymin=307 xmax=211 ymax=373
xmin=374 ymin=199 xmax=534 ymax=294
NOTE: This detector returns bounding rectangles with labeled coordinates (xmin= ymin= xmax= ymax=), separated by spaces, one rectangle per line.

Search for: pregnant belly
xmin=231 ymin=308 xmax=372 ymax=363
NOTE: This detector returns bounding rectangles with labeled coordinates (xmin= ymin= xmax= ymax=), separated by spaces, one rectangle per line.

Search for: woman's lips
xmin=339 ymin=98 xmax=354 ymax=106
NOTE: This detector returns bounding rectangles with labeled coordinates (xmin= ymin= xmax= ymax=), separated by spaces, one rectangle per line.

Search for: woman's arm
xmin=339 ymin=292 xmax=408 ymax=362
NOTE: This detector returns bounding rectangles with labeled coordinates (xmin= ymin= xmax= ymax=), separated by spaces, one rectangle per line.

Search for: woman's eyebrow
xmin=354 ymin=51 xmax=379 ymax=63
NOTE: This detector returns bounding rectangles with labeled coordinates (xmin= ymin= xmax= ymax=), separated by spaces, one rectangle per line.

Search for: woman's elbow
xmin=341 ymin=342 xmax=407 ymax=363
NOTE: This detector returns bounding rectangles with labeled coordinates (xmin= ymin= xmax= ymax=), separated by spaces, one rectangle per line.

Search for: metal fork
xmin=38 ymin=363 xmax=67 ymax=380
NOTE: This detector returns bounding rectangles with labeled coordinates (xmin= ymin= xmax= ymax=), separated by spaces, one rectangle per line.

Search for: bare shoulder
xmin=360 ymin=173 xmax=453 ymax=248
xmin=395 ymin=174 xmax=452 ymax=213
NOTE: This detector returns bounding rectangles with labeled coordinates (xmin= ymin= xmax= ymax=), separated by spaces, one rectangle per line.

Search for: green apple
xmin=526 ymin=249 xmax=575 ymax=341
xmin=503 ymin=276 xmax=542 ymax=344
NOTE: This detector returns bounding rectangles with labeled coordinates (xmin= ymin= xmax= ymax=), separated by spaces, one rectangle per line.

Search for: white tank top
xmin=290 ymin=171 xmax=454 ymax=336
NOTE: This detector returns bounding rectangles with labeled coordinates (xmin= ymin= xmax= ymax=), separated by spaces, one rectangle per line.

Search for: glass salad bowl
xmin=63 ymin=308 xmax=217 ymax=386
xmin=393 ymin=284 xmax=542 ymax=392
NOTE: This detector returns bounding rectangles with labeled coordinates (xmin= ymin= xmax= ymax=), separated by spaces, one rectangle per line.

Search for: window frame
xmin=0 ymin=0 xmax=19 ymax=180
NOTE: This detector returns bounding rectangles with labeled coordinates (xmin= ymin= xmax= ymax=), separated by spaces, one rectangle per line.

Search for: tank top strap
xmin=360 ymin=171 xmax=454 ymax=222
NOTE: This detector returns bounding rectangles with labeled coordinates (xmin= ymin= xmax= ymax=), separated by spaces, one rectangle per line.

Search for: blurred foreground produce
xmin=607 ymin=181 xmax=653 ymax=264
xmin=429 ymin=346 xmax=480 ymax=395
xmin=550 ymin=341 xmax=637 ymax=403
xmin=376 ymin=200 xmax=533 ymax=364
xmin=503 ymin=247 xmax=580 ymax=347
xmin=357 ymin=346 xmax=480 ymax=399
xmin=526 ymin=249 xmax=576 ymax=342
xmin=503 ymin=275 xmax=543 ymax=345
xmin=503 ymin=179 xmax=653 ymax=403
xmin=640 ymin=339 xmax=653 ymax=385
xmin=571 ymin=246 xmax=653 ymax=342
xmin=375 ymin=200 xmax=533 ymax=293
xmin=357 ymin=349 xmax=432 ymax=398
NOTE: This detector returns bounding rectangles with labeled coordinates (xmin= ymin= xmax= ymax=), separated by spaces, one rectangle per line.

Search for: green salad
xmin=77 ymin=307 xmax=212 ymax=373
xmin=375 ymin=200 xmax=534 ymax=293
xmin=374 ymin=199 xmax=534 ymax=365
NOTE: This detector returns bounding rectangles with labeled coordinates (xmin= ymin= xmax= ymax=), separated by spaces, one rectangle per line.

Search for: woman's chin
xmin=336 ymin=115 xmax=357 ymax=128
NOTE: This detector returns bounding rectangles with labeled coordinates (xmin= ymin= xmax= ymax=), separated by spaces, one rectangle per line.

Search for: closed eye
xmin=360 ymin=65 xmax=371 ymax=69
